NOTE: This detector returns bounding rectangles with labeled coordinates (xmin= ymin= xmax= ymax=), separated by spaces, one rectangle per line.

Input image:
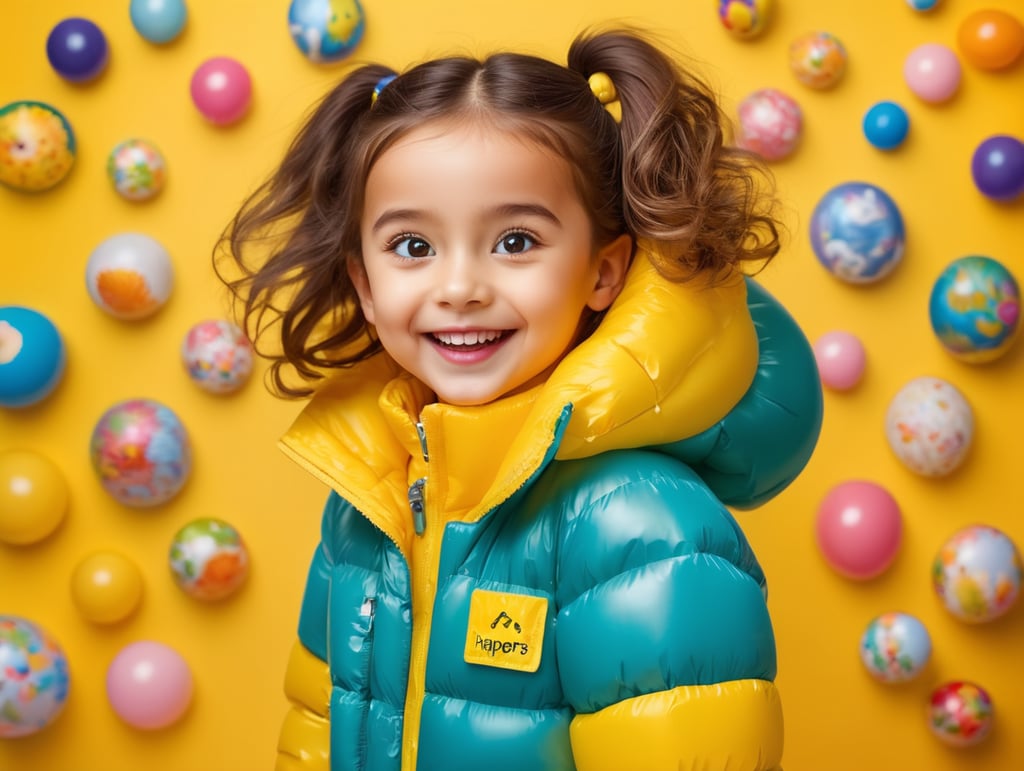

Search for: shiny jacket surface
xmin=274 ymin=247 xmax=823 ymax=771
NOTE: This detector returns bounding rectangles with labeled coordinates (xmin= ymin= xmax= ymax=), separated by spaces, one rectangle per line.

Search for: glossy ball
xmin=46 ymin=17 xmax=109 ymax=83
xmin=0 ymin=306 xmax=66 ymax=408
xmin=906 ymin=0 xmax=942 ymax=10
xmin=816 ymin=480 xmax=903 ymax=580
xmin=903 ymin=43 xmax=961 ymax=103
xmin=933 ymin=524 xmax=1021 ymax=624
xmin=718 ymin=0 xmax=773 ymax=39
xmin=288 ymin=0 xmax=366 ymax=62
xmin=929 ymin=255 xmax=1020 ymax=363
xmin=957 ymin=8 xmax=1024 ymax=71
xmin=970 ymin=134 xmax=1024 ymax=202
xmin=863 ymin=101 xmax=910 ymax=151
xmin=789 ymin=31 xmax=847 ymax=89
xmin=860 ymin=612 xmax=932 ymax=684
xmin=813 ymin=330 xmax=866 ymax=391
xmin=0 ymin=449 xmax=69 ymax=545
xmin=190 ymin=57 xmax=252 ymax=125
xmin=736 ymin=88 xmax=802 ymax=161
xmin=106 ymin=641 xmax=192 ymax=730
xmin=86 ymin=232 xmax=174 ymax=320
xmin=928 ymin=681 xmax=994 ymax=747
xmin=169 ymin=518 xmax=250 ymax=601
xmin=70 ymin=551 xmax=144 ymax=624
xmin=0 ymin=101 xmax=76 ymax=193
xmin=130 ymin=0 xmax=188 ymax=44
xmin=885 ymin=376 xmax=973 ymax=477
xmin=182 ymin=320 xmax=254 ymax=394
xmin=0 ymin=616 xmax=70 ymax=737
xmin=809 ymin=182 xmax=905 ymax=284
xmin=89 ymin=398 xmax=192 ymax=508
xmin=107 ymin=138 xmax=167 ymax=201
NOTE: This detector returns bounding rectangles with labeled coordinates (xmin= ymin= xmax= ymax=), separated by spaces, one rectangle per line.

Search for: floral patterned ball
xmin=789 ymin=31 xmax=847 ymax=89
xmin=736 ymin=88 xmax=803 ymax=161
xmin=181 ymin=320 xmax=254 ymax=394
xmin=933 ymin=524 xmax=1021 ymax=623
xmin=107 ymin=138 xmax=166 ymax=201
xmin=169 ymin=517 xmax=250 ymax=601
xmin=928 ymin=681 xmax=993 ymax=747
xmin=860 ymin=611 xmax=931 ymax=683
xmin=0 ymin=616 xmax=70 ymax=737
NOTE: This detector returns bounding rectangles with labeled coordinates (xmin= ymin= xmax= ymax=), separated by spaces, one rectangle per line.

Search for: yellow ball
xmin=0 ymin=449 xmax=69 ymax=545
xmin=70 ymin=551 xmax=144 ymax=624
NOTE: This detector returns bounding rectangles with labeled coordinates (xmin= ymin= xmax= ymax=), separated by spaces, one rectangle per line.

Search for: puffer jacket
xmin=274 ymin=246 xmax=823 ymax=771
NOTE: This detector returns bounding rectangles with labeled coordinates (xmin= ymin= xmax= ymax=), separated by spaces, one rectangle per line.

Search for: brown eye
xmin=394 ymin=236 xmax=435 ymax=259
xmin=495 ymin=232 xmax=534 ymax=255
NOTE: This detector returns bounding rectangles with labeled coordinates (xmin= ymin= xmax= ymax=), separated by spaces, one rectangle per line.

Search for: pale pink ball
xmin=106 ymin=640 xmax=193 ymax=730
xmin=816 ymin=480 xmax=903 ymax=580
xmin=904 ymin=43 xmax=962 ymax=103
xmin=190 ymin=56 xmax=252 ymax=125
xmin=813 ymin=330 xmax=866 ymax=390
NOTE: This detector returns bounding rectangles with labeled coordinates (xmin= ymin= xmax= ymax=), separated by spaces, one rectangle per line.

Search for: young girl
xmin=219 ymin=28 xmax=822 ymax=771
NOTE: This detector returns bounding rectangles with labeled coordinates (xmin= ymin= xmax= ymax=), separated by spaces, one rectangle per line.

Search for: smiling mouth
xmin=429 ymin=330 xmax=510 ymax=349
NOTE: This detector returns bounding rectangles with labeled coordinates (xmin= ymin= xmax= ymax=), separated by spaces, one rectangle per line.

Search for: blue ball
xmin=906 ymin=0 xmax=941 ymax=10
xmin=863 ymin=101 xmax=910 ymax=150
xmin=46 ymin=17 xmax=109 ymax=83
xmin=129 ymin=0 xmax=188 ymax=45
xmin=809 ymin=182 xmax=906 ymax=284
xmin=0 ymin=306 xmax=66 ymax=408
xmin=288 ymin=0 xmax=365 ymax=63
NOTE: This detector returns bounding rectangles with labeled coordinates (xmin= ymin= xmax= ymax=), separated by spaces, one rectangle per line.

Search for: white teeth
xmin=435 ymin=330 xmax=503 ymax=345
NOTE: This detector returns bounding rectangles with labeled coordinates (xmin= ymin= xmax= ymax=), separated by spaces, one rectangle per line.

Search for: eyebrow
xmin=370 ymin=203 xmax=562 ymax=233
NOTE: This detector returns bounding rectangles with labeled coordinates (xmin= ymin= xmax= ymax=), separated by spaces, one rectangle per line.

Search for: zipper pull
xmin=408 ymin=477 xmax=427 ymax=535
xmin=415 ymin=421 xmax=429 ymax=461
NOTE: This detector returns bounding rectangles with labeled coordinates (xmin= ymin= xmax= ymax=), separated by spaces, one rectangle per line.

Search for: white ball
xmin=85 ymin=232 xmax=173 ymax=320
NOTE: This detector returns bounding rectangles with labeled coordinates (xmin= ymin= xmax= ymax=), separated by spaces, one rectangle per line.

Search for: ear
xmin=347 ymin=257 xmax=376 ymax=325
xmin=586 ymin=234 xmax=633 ymax=312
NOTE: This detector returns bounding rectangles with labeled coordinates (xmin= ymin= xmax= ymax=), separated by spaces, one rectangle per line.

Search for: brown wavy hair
xmin=216 ymin=28 xmax=781 ymax=397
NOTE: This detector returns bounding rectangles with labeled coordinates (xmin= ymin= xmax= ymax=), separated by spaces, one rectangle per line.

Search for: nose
xmin=434 ymin=253 xmax=493 ymax=309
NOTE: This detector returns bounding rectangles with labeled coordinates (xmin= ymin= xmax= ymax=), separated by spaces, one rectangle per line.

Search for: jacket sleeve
xmin=276 ymin=539 xmax=333 ymax=770
xmin=555 ymin=452 xmax=783 ymax=771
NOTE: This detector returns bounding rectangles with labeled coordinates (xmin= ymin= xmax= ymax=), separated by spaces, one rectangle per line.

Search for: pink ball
xmin=106 ymin=641 xmax=193 ymax=730
xmin=816 ymin=480 xmax=903 ymax=580
xmin=813 ymin=330 xmax=866 ymax=390
xmin=903 ymin=43 xmax=962 ymax=103
xmin=190 ymin=56 xmax=252 ymax=125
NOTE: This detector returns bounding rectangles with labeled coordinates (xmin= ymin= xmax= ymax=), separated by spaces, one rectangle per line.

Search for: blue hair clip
xmin=371 ymin=74 xmax=397 ymax=105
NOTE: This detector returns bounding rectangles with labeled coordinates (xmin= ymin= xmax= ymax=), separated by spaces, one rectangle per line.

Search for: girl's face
xmin=352 ymin=119 xmax=631 ymax=406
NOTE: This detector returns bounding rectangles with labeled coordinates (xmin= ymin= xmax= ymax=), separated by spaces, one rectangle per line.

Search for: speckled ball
xmin=860 ymin=612 xmax=932 ymax=683
xmin=885 ymin=376 xmax=973 ymax=477
xmin=736 ymin=88 xmax=803 ymax=161
xmin=107 ymin=139 xmax=166 ymax=201
xmin=0 ymin=101 xmax=76 ymax=193
xmin=933 ymin=524 xmax=1021 ymax=624
xmin=928 ymin=681 xmax=994 ymax=747
xmin=0 ymin=616 xmax=70 ymax=737
xmin=789 ymin=31 xmax=847 ymax=89
xmin=718 ymin=0 xmax=773 ymax=39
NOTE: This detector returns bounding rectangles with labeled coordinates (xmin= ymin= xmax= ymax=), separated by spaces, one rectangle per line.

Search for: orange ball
xmin=957 ymin=8 xmax=1024 ymax=71
xmin=0 ymin=449 xmax=69 ymax=545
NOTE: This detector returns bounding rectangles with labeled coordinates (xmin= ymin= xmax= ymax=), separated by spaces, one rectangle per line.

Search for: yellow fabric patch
xmin=464 ymin=589 xmax=547 ymax=673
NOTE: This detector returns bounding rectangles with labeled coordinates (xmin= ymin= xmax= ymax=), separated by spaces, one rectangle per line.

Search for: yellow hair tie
xmin=588 ymin=72 xmax=622 ymax=123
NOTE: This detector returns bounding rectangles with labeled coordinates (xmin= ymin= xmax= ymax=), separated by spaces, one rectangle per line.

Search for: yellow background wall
xmin=2 ymin=1 xmax=1022 ymax=769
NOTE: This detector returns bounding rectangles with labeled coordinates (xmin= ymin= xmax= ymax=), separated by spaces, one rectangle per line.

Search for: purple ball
xmin=46 ymin=17 xmax=109 ymax=83
xmin=971 ymin=135 xmax=1024 ymax=201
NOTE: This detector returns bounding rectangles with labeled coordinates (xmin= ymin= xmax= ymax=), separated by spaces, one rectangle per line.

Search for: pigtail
xmin=215 ymin=64 xmax=394 ymax=397
xmin=568 ymin=29 xmax=781 ymax=281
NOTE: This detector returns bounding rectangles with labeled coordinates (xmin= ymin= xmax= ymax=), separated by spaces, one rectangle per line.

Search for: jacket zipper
xmin=408 ymin=421 xmax=429 ymax=536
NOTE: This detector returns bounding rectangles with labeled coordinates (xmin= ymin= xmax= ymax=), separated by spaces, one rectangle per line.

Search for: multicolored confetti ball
xmin=736 ymin=88 xmax=802 ymax=161
xmin=929 ymin=255 xmax=1020 ymax=363
xmin=107 ymin=138 xmax=167 ymax=201
xmin=885 ymin=376 xmax=973 ymax=477
xmin=288 ymin=0 xmax=366 ymax=62
xmin=809 ymin=182 xmax=905 ymax=284
xmin=181 ymin=320 xmax=254 ymax=394
xmin=859 ymin=612 xmax=931 ymax=684
xmin=85 ymin=232 xmax=174 ymax=320
xmin=718 ymin=0 xmax=773 ymax=39
xmin=0 ymin=101 xmax=76 ymax=193
xmin=933 ymin=524 xmax=1021 ymax=624
xmin=928 ymin=681 xmax=993 ymax=747
xmin=789 ymin=31 xmax=847 ymax=89
xmin=89 ymin=398 xmax=192 ymax=508
xmin=169 ymin=517 xmax=250 ymax=601
xmin=0 ymin=615 xmax=70 ymax=737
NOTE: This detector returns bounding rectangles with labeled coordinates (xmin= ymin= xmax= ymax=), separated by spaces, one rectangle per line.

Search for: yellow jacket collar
xmin=279 ymin=242 xmax=757 ymax=544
